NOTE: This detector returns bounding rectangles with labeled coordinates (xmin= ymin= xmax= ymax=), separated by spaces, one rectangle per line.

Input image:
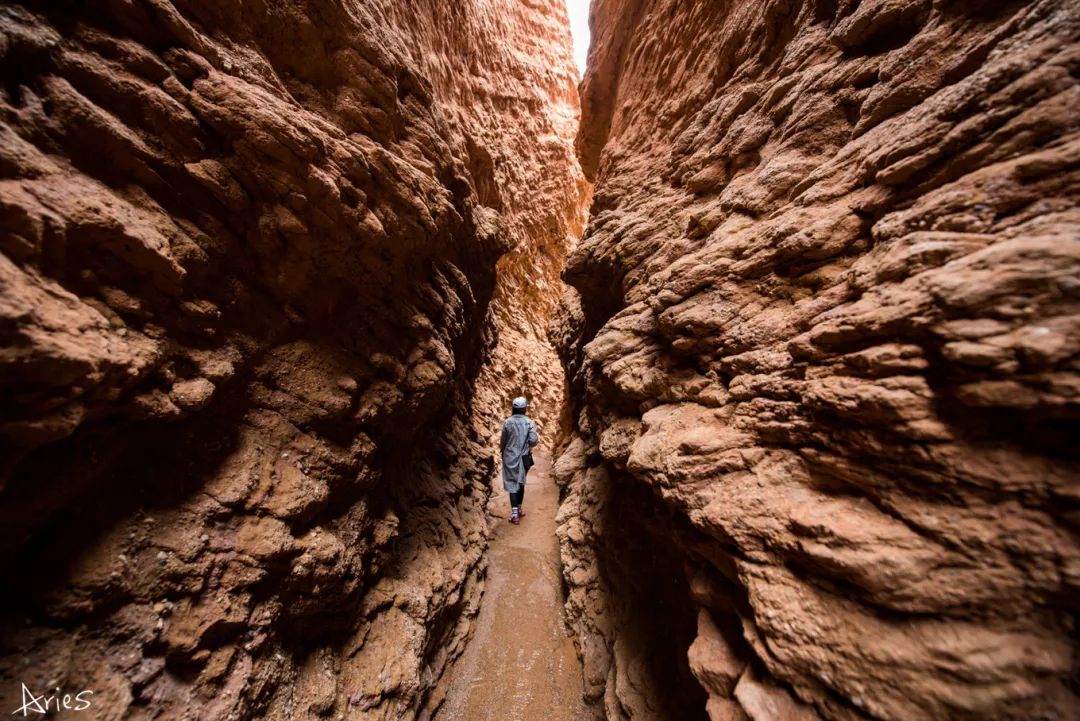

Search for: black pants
xmin=509 ymin=485 xmax=525 ymax=508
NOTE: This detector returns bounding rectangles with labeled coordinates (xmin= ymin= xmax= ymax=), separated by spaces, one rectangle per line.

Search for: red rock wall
xmin=0 ymin=1 xmax=582 ymax=718
xmin=557 ymin=1 xmax=1080 ymax=720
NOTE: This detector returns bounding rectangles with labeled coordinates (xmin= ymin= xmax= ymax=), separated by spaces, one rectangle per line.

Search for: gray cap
xmin=512 ymin=396 xmax=528 ymax=409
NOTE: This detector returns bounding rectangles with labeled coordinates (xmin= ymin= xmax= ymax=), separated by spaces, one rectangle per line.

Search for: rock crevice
xmin=2 ymin=1 xmax=1079 ymax=720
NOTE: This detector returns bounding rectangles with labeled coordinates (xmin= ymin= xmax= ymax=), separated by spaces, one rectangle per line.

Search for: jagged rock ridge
xmin=556 ymin=1 xmax=1079 ymax=720
xmin=0 ymin=1 xmax=583 ymax=719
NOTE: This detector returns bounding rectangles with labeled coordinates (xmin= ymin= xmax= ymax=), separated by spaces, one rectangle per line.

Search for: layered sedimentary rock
xmin=557 ymin=1 xmax=1080 ymax=720
xmin=0 ymin=1 xmax=582 ymax=718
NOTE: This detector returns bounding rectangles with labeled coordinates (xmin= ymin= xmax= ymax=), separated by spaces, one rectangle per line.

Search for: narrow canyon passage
xmin=1 ymin=1 xmax=1078 ymax=721
xmin=429 ymin=450 xmax=589 ymax=721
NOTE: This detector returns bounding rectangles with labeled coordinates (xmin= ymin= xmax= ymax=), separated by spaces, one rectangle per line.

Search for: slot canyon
xmin=0 ymin=0 xmax=1076 ymax=720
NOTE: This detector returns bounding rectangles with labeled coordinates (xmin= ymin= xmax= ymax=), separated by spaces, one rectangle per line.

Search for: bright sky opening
xmin=565 ymin=0 xmax=591 ymax=77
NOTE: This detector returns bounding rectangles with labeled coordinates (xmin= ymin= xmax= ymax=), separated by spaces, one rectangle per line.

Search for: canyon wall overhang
xmin=0 ymin=1 xmax=583 ymax=718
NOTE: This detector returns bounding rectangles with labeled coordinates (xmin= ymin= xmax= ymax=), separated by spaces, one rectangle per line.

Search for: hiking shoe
xmin=510 ymin=507 xmax=521 ymax=524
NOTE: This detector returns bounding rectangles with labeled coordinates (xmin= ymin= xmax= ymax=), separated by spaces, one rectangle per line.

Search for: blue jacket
xmin=500 ymin=413 xmax=537 ymax=492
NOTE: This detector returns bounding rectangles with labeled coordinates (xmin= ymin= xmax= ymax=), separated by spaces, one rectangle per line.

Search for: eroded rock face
xmin=558 ymin=1 xmax=1080 ymax=720
xmin=0 ymin=1 xmax=582 ymax=718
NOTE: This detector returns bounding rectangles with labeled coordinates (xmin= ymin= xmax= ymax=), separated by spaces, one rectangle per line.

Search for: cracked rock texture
xmin=557 ymin=1 xmax=1080 ymax=720
xmin=0 ymin=1 xmax=582 ymax=719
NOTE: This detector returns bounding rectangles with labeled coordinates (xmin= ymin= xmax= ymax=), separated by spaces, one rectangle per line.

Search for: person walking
xmin=501 ymin=396 xmax=537 ymax=525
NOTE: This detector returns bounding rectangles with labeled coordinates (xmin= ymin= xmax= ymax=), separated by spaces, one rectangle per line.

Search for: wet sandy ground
xmin=433 ymin=449 xmax=592 ymax=721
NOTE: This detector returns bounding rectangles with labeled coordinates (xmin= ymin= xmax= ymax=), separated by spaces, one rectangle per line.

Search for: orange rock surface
xmin=0 ymin=1 xmax=583 ymax=718
xmin=556 ymin=1 xmax=1080 ymax=719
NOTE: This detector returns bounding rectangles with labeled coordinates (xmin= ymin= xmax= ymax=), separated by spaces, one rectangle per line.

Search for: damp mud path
xmin=432 ymin=449 xmax=590 ymax=721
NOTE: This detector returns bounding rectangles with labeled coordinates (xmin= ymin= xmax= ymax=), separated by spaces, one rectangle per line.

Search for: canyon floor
xmin=431 ymin=449 xmax=591 ymax=721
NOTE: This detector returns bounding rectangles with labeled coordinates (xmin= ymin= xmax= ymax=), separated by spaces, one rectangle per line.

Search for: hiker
xmin=501 ymin=396 xmax=537 ymax=524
